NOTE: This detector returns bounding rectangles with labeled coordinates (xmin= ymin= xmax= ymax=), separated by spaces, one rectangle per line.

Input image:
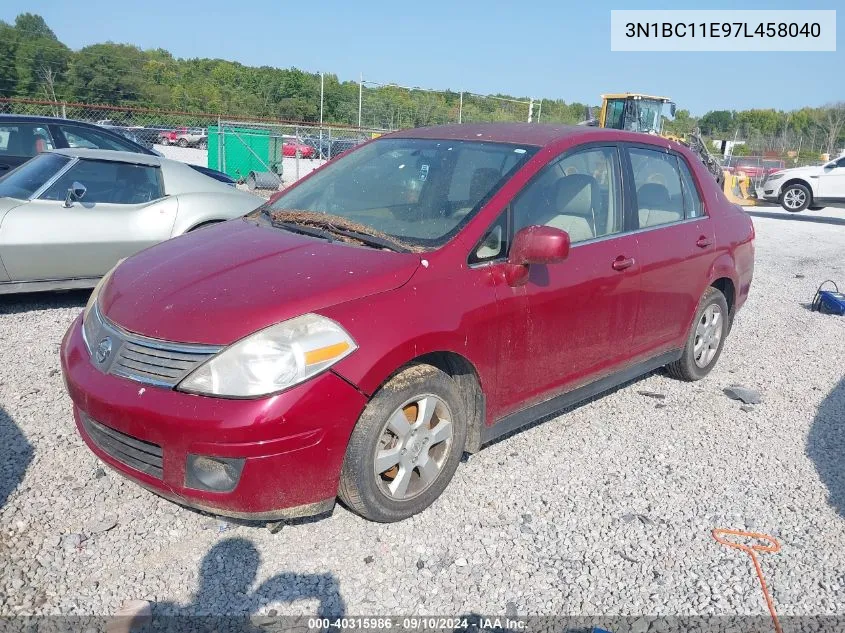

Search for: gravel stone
xmin=2 ymin=208 xmax=845 ymax=618
xmin=723 ymin=385 xmax=763 ymax=404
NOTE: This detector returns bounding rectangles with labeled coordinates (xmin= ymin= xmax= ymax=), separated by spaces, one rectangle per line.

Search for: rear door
xmin=624 ymin=144 xmax=716 ymax=358
xmin=0 ymin=158 xmax=177 ymax=281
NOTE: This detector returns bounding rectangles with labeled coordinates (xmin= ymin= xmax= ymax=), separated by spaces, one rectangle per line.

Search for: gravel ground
xmin=1 ymin=206 xmax=845 ymax=620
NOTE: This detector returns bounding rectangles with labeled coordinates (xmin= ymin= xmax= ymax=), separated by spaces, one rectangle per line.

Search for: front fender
xmin=319 ymin=267 xmax=499 ymax=402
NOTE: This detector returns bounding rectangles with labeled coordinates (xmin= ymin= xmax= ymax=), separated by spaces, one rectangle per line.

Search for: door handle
xmin=612 ymin=256 xmax=635 ymax=271
xmin=696 ymin=236 xmax=714 ymax=248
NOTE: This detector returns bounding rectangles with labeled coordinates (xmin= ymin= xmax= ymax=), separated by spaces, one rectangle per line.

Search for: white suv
xmin=759 ymin=155 xmax=845 ymax=212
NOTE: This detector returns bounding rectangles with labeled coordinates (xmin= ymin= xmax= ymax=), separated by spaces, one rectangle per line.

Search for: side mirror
xmin=64 ymin=181 xmax=86 ymax=208
xmin=504 ymin=225 xmax=570 ymax=286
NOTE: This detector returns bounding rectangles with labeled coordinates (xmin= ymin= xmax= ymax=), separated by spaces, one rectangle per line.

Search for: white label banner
xmin=611 ymin=10 xmax=836 ymax=51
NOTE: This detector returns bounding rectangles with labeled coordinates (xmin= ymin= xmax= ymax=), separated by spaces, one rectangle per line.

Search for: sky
xmin=2 ymin=0 xmax=842 ymax=115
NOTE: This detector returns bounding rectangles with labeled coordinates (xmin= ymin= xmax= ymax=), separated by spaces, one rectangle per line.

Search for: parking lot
xmin=1 ymin=205 xmax=844 ymax=619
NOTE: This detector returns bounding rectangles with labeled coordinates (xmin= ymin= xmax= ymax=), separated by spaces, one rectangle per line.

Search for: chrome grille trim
xmin=83 ymin=303 xmax=222 ymax=388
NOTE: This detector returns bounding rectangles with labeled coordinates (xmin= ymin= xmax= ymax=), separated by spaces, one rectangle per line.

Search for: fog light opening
xmin=186 ymin=455 xmax=245 ymax=492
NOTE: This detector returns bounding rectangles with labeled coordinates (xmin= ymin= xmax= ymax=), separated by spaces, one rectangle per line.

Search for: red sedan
xmin=282 ymin=139 xmax=315 ymax=158
xmin=61 ymin=124 xmax=755 ymax=523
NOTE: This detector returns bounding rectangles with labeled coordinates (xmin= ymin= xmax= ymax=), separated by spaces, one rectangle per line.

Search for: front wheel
xmin=339 ymin=364 xmax=466 ymax=522
xmin=666 ymin=287 xmax=729 ymax=381
xmin=780 ymin=183 xmax=811 ymax=212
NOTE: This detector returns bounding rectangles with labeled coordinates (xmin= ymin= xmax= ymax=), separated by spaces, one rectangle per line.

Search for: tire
xmin=177 ymin=138 xmax=188 ymax=148
xmin=198 ymin=139 xmax=208 ymax=150
xmin=160 ymin=138 xmax=170 ymax=146
xmin=339 ymin=364 xmax=467 ymax=522
xmin=666 ymin=287 xmax=730 ymax=382
xmin=780 ymin=183 xmax=811 ymax=212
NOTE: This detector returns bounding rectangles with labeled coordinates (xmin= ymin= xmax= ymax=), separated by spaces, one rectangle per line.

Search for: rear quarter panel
xmin=170 ymin=192 xmax=263 ymax=235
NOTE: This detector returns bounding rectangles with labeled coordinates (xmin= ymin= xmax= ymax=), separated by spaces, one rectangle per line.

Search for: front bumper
xmin=60 ymin=315 xmax=368 ymax=519
xmin=756 ymin=180 xmax=783 ymax=201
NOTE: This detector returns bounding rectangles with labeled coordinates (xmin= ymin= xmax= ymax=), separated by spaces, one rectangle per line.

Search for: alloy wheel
xmin=373 ymin=395 xmax=453 ymax=500
xmin=693 ymin=304 xmax=724 ymax=368
xmin=783 ymin=188 xmax=806 ymax=210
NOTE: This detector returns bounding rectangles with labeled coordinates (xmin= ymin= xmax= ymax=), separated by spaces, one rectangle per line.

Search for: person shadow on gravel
xmin=807 ymin=377 xmax=845 ymax=518
xmin=0 ymin=405 xmax=33 ymax=509
xmin=112 ymin=537 xmax=345 ymax=632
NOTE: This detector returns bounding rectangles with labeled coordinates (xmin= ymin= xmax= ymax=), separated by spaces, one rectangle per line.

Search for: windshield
xmin=0 ymin=153 xmax=71 ymax=200
xmin=263 ymin=137 xmax=537 ymax=249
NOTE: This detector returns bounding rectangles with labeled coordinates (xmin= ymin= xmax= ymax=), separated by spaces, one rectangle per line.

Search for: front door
xmin=817 ymin=157 xmax=845 ymax=203
xmin=485 ymin=145 xmax=642 ymax=417
xmin=0 ymin=158 xmax=176 ymax=281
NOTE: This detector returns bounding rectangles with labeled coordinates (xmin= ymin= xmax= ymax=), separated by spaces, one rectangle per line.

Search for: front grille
xmin=83 ymin=304 xmax=221 ymax=388
xmin=81 ymin=413 xmax=163 ymax=479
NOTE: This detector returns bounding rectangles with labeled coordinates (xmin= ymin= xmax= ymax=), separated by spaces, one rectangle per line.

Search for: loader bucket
xmin=723 ymin=170 xmax=758 ymax=206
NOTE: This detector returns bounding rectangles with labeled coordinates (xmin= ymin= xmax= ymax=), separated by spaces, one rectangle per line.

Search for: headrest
xmin=555 ymin=174 xmax=597 ymax=218
xmin=637 ymin=183 xmax=671 ymax=209
xmin=469 ymin=167 xmax=501 ymax=201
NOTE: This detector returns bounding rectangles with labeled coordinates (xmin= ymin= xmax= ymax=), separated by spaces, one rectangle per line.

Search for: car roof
xmin=0 ymin=113 xmax=107 ymax=128
xmin=48 ymin=147 xmax=162 ymax=166
xmin=387 ymin=123 xmax=628 ymax=147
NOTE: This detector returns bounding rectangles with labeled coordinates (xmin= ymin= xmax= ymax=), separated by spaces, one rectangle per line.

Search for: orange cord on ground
xmin=712 ymin=529 xmax=782 ymax=633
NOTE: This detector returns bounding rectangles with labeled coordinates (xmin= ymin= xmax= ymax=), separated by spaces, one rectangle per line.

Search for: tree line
xmin=1 ymin=12 xmax=843 ymax=156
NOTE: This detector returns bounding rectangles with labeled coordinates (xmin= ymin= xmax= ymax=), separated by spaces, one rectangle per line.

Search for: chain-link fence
xmin=723 ymin=154 xmax=826 ymax=190
xmin=1 ymin=98 xmax=385 ymax=187
xmin=212 ymin=120 xmax=381 ymax=187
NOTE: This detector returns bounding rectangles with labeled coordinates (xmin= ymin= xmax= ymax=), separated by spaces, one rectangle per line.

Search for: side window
xmin=60 ymin=126 xmax=137 ymax=152
xmin=511 ymin=147 xmax=622 ymax=245
xmin=470 ymin=212 xmax=509 ymax=264
xmin=605 ymin=101 xmax=625 ymax=129
xmin=0 ymin=123 xmax=55 ymax=157
xmin=677 ymin=156 xmax=704 ymax=218
xmin=42 ymin=160 xmax=163 ymax=205
xmin=629 ymin=147 xmax=685 ymax=228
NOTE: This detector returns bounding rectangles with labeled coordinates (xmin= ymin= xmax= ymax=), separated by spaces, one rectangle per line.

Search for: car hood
xmin=770 ymin=165 xmax=822 ymax=178
xmin=99 ymin=218 xmax=422 ymax=345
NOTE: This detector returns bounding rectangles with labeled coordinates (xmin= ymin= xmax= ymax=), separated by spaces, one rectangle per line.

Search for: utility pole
xmin=358 ymin=73 xmax=363 ymax=129
xmin=459 ymin=91 xmax=463 ymax=124
xmin=528 ymin=98 xmax=534 ymax=123
xmin=320 ymin=72 xmax=325 ymax=158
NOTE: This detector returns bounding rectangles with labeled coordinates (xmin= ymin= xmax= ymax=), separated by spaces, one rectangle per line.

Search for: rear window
xmin=60 ymin=125 xmax=142 ymax=153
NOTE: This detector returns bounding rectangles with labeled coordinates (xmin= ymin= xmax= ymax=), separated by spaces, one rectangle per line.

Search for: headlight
xmin=767 ymin=172 xmax=784 ymax=181
xmin=177 ymin=313 xmax=357 ymax=397
xmin=82 ymin=261 xmax=123 ymax=351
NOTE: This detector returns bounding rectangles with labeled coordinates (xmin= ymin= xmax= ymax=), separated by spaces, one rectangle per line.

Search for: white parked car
xmin=758 ymin=155 xmax=845 ymax=212
xmin=0 ymin=148 xmax=262 ymax=294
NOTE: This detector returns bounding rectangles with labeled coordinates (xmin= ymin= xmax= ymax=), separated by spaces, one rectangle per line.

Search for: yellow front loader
xmin=594 ymin=93 xmax=756 ymax=206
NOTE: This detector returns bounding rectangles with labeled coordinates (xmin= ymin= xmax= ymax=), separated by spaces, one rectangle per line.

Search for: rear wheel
xmin=666 ymin=287 xmax=729 ymax=381
xmin=177 ymin=138 xmax=189 ymax=148
xmin=339 ymin=364 xmax=466 ymax=522
xmin=780 ymin=183 xmax=811 ymax=212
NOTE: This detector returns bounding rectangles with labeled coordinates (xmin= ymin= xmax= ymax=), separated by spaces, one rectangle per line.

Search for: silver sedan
xmin=0 ymin=148 xmax=263 ymax=294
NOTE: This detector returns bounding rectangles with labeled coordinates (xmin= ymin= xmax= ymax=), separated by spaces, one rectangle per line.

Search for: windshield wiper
xmin=266 ymin=209 xmax=414 ymax=253
xmin=270 ymin=220 xmax=337 ymax=243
